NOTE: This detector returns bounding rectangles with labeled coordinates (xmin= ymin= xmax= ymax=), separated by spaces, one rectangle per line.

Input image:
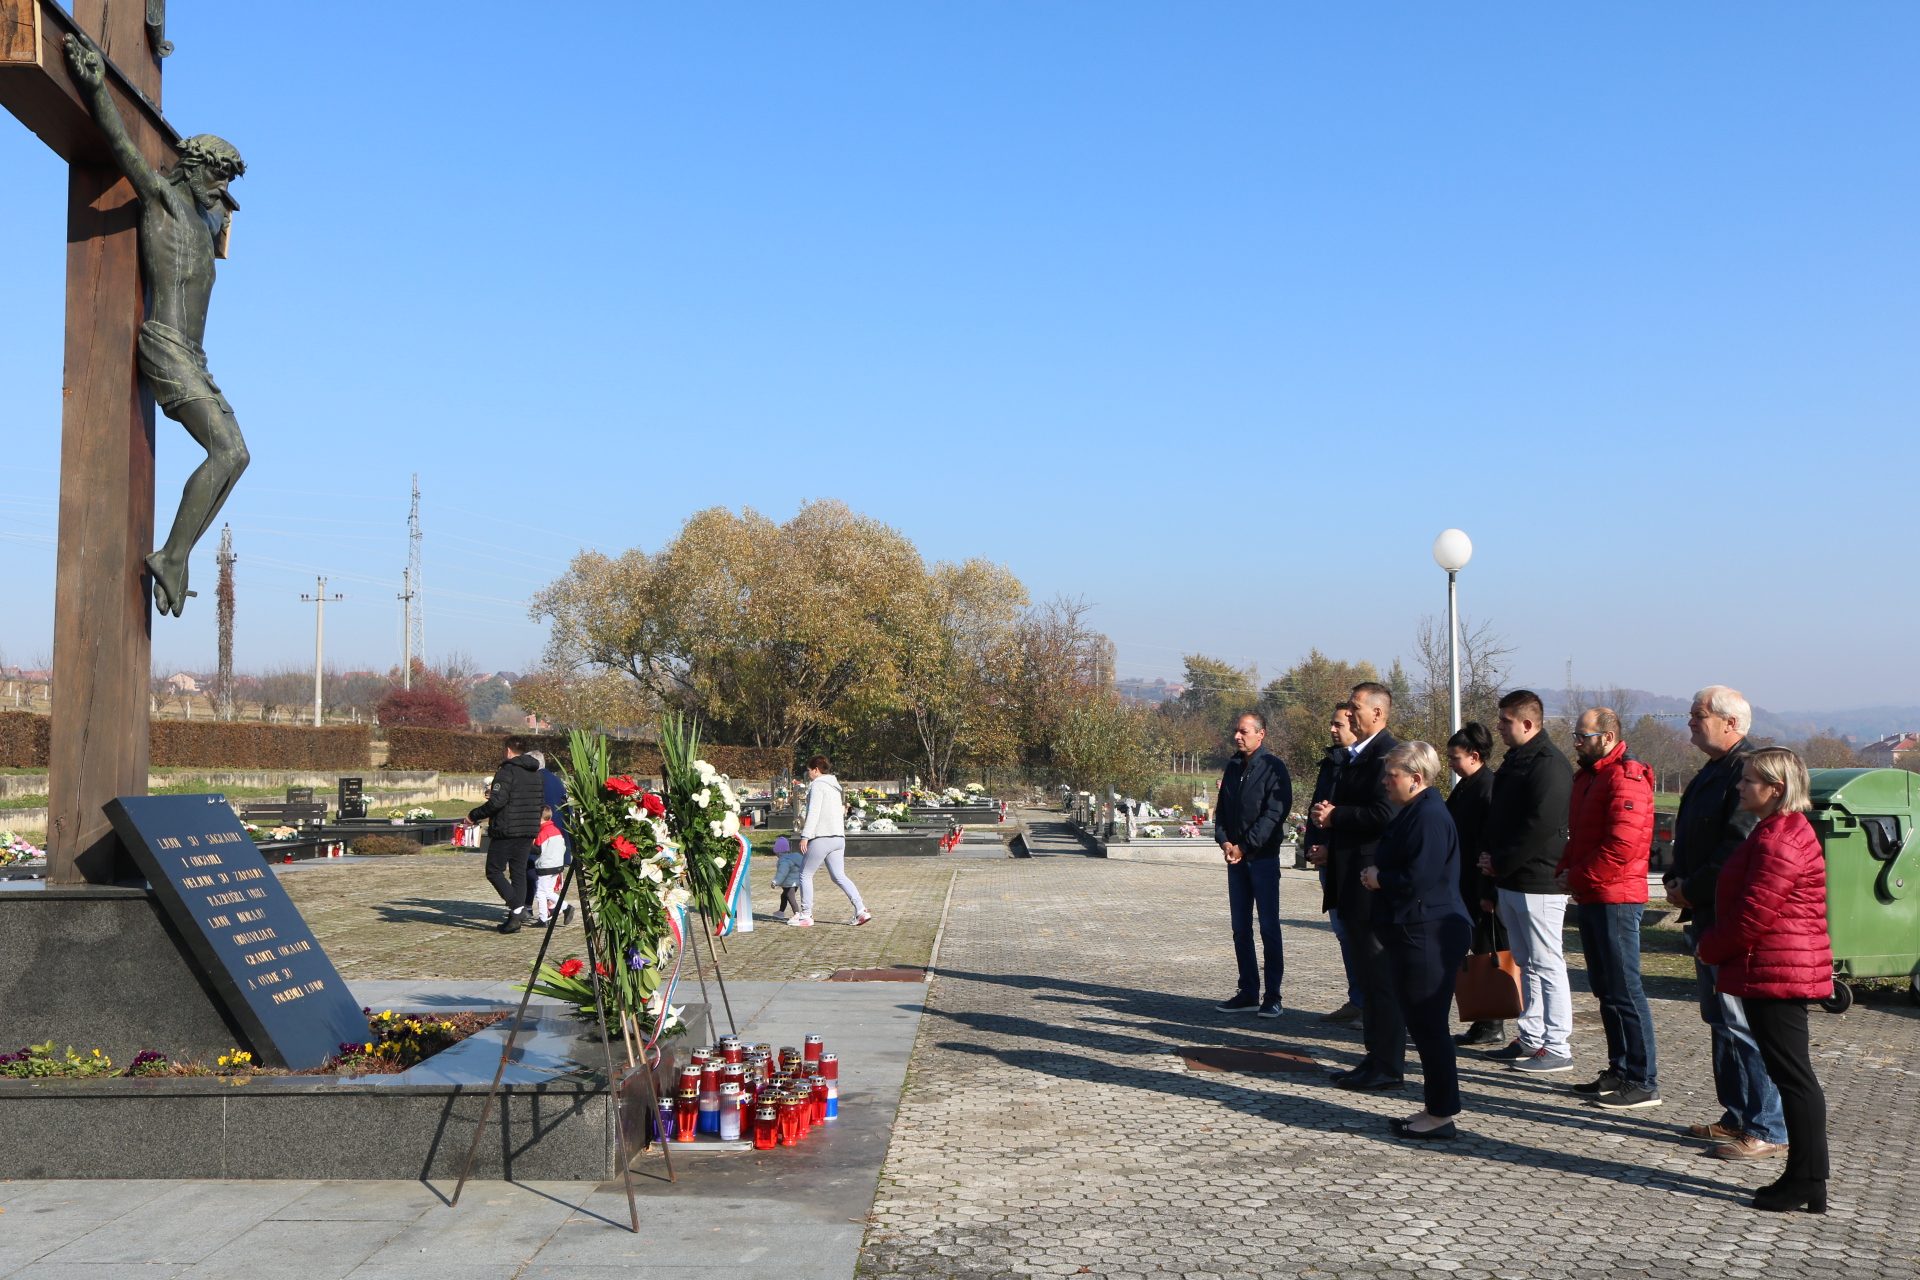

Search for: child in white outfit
xmin=530 ymin=807 xmax=568 ymax=925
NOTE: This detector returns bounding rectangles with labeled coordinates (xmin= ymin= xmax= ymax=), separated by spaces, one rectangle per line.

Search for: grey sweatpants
xmin=800 ymin=836 xmax=866 ymax=917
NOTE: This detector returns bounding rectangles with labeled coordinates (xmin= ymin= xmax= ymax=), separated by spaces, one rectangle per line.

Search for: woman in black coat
xmin=1361 ymin=740 xmax=1472 ymax=1138
xmin=1445 ymin=722 xmax=1502 ymax=1046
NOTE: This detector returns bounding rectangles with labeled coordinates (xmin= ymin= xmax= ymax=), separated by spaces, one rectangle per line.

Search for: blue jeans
xmin=1687 ymin=925 xmax=1787 ymax=1144
xmin=1227 ymin=856 xmax=1284 ymax=1000
xmin=1576 ymin=902 xmax=1658 ymax=1090
xmin=1322 ymin=867 xmax=1362 ymax=1007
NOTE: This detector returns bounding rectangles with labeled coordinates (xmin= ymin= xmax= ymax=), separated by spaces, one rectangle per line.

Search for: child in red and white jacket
xmin=529 ymin=807 xmax=571 ymax=926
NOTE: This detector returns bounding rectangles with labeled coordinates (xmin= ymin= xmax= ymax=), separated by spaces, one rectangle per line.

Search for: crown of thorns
xmin=176 ymin=134 xmax=246 ymax=178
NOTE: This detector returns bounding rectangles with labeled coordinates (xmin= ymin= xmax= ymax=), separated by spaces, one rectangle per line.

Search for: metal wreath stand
xmin=449 ymin=858 xmax=740 ymax=1231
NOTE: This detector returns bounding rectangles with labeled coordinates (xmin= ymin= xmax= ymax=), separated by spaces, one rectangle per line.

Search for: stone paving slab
xmin=857 ymin=858 xmax=1920 ymax=1280
xmin=276 ymin=857 xmax=958 ymax=982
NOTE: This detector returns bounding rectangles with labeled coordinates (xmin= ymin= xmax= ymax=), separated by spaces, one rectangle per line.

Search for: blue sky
xmin=2 ymin=3 xmax=1915 ymax=710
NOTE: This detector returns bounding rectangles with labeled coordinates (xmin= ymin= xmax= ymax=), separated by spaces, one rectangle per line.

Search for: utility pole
xmin=397 ymin=567 xmax=416 ymax=689
xmin=302 ymin=577 xmax=343 ymax=727
xmin=406 ymin=474 xmax=424 ymax=685
xmin=215 ymin=525 xmax=236 ymax=720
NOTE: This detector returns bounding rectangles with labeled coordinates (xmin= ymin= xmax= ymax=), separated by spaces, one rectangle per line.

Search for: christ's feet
xmin=147 ymin=550 xmax=192 ymax=617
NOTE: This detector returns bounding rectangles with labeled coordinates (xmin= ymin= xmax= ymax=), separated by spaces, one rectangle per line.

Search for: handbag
xmin=1455 ymin=913 xmax=1523 ymax=1022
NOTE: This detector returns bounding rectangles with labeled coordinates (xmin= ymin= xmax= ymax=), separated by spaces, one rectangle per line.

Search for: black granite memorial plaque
xmin=104 ymin=794 xmax=367 ymax=1070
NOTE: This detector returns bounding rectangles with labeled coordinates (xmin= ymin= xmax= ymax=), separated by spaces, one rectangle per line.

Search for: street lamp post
xmin=1432 ymin=529 xmax=1474 ymax=739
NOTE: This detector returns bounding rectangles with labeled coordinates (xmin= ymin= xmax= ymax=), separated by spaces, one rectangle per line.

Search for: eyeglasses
xmin=1571 ymin=730 xmax=1606 ymax=741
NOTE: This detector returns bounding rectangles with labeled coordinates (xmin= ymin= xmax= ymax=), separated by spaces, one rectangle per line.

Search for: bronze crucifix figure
xmin=65 ymin=30 xmax=246 ymax=617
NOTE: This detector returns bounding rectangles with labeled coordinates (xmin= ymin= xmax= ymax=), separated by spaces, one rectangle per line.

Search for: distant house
xmin=1858 ymin=733 xmax=1920 ymax=767
xmin=163 ymin=672 xmax=201 ymax=694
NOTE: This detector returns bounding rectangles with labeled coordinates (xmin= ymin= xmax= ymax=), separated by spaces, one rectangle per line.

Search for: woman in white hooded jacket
xmin=795 ymin=754 xmax=871 ymax=928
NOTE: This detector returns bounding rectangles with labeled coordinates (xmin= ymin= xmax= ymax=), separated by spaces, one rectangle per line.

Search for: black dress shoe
xmin=1334 ymin=1070 xmax=1406 ymax=1092
xmin=1453 ymin=1020 xmax=1505 ymax=1047
xmin=1328 ymin=1062 xmax=1372 ymax=1085
xmin=1389 ymin=1118 xmax=1457 ymax=1140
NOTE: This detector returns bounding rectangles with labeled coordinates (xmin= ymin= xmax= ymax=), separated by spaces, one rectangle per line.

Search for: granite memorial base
xmin=0 ymin=886 xmax=255 ymax=1066
xmin=843 ymin=832 xmax=942 ymax=857
xmin=0 ymin=998 xmax=710 ymax=1181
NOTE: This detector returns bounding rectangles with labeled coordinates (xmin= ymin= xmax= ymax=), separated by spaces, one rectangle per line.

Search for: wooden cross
xmin=2 ymin=0 xmax=195 ymax=883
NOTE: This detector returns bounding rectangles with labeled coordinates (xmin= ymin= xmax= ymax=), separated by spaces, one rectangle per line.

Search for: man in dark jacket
xmin=1213 ymin=712 xmax=1294 ymax=1017
xmin=1476 ymin=689 xmax=1576 ymax=1074
xmin=469 ymin=735 xmax=546 ymax=934
xmin=1308 ymin=682 xmax=1403 ymax=1089
xmin=1309 ymin=703 xmax=1364 ymax=1023
xmin=1665 ymin=685 xmax=1785 ymax=1159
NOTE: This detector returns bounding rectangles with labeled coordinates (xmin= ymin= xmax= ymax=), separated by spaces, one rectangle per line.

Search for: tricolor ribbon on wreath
xmin=718 ymin=833 xmax=753 ymax=936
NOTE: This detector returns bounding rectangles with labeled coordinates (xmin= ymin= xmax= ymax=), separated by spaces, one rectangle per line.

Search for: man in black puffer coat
xmin=469 ymin=735 xmax=546 ymax=933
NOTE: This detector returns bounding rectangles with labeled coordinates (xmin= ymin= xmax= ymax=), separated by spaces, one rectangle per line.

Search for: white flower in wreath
xmin=869 ymin=817 xmax=898 ymax=833
xmin=666 ymin=886 xmax=692 ymax=908
xmin=693 ymin=759 xmax=718 ymax=782
xmin=640 ymin=861 xmax=665 ymax=883
xmin=1142 ymin=824 xmax=1165 ymax=839
xmin=711 ymin=855 xmax=727 ymax=868
xmin=709 ymin=811 xmax=740 ymax=839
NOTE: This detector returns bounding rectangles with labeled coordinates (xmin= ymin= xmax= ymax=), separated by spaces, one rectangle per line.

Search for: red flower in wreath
xmin=605 ymin=775 xmax=640 ymax=797
xmin=595 ymin=961 xmax=610 ymax=976
xmin=641 ymin=793 xmax=666 ymax=817
xmin=612 ymin=836 xmax=639 ymax=860
xmin=557 ymin=958 xmax=584 ymax=979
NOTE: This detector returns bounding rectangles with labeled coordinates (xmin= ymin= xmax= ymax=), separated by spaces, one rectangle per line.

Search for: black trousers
xmin=1744 ymin=997 xmax=1830 ymax=1183
xmin=1339 ymin=910 xmax=1407 ymax=1077
xmin=1382 ymin=916 xmax=1472 ymax=1117
xmin=486 ymin=836 xmax=534 ymax=912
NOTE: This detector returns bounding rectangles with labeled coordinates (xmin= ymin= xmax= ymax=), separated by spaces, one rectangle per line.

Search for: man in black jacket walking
xmin=1665 ymin=685 xmax=1785 ymax=1159
xmin=469 ymin=735 xmax=547 ymax=934
xmin=1309 ymin=682 xmax=1403 ymax=1089
xmin=1476 ymin=690 xmax=1576 ymax=1073
xmin=1214 ymin=712 xmax=1294 ymax=1017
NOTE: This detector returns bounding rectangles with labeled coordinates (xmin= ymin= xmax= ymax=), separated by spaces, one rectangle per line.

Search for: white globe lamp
xmin=1433 ymin=529 xmax=1472 ymax=742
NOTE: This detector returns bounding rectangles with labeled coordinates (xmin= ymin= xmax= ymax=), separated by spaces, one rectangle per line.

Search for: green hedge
xmin=0 ymin=713 xmax=369 ymax=770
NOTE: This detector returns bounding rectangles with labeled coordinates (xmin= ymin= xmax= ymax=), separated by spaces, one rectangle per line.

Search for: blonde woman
xmin=1358 ymin=741 xmax=1471 ymax=1138
xmin=1696 ymin=747 xmax=1831 ymax=1213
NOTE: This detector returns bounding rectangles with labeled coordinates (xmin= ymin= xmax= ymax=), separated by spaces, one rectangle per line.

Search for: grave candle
xmin=753 ymin=1103 xmax=779 ymax=1150
xmin=674 ymin=1088 xmax=699 ymax=1142
xmin=718 ymin=1082 xmax=743 ymax=1141
xmin=804 ymin=1033 xmax=824 ymax=1064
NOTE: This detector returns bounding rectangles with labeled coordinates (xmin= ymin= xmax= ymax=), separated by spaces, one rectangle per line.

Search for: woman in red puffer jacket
xmin=1696 ymin=746 xmax=1832 ymax=1215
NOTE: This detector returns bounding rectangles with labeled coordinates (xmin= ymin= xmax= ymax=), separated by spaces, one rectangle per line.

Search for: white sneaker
xmin=854 ymin=911 xmax=872 ymax=926
xmin=788 ymin=915 xmax=814 ymax=927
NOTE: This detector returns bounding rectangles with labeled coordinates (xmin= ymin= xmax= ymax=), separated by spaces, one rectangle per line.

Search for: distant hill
xmin=1526 ymin=686 xmax=1920 ymax=744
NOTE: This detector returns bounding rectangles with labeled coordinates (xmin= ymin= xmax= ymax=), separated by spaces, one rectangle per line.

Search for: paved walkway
xmin=859 ymin=857 xmax=1920 ymax=1280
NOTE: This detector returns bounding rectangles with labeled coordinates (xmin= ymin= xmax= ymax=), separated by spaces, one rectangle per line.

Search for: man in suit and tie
xmin=1309 ymin=682 xmax=1405 ymax=1089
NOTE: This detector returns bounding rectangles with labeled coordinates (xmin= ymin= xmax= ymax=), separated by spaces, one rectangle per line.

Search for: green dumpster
xmin=1807 ymin=767 xmax=1920 ymax=1009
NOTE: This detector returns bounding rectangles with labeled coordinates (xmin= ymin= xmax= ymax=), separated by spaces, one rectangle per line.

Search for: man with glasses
xmin=1556 ymin=708 xmax=1660 ymax=1108
xmin=1476 ymin=689 xmax=1576 ymax=1073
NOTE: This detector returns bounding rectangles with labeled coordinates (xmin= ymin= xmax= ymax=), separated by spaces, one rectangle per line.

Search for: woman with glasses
xmin=1695 ymin=746 xmax=1831 ymax=1213
xmin=1360 ymin=740 xmax=1471 ymax=1138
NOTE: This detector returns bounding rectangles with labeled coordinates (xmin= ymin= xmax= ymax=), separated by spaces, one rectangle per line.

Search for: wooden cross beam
xmin=3 ymin=0 xmax=176 ymax=883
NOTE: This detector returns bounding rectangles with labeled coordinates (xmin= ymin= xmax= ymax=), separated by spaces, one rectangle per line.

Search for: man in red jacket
xmin=1556 ymin=708 xmax=1661 ymax=1110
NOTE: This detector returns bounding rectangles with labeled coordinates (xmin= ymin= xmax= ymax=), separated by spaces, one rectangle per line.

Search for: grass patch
xmin=0 ymin=794 xmax=48 ymax=810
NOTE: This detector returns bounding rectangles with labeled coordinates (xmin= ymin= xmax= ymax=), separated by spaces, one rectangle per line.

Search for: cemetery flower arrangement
xmin=531 ymin=730 xmax=692 ymax=1041
xmin=0 ymin=830 xmax=43 ymax=865
xmin=964 ymin=783 xmax=986 ymax=795
xmin=1141 ymin=824 xmax=1166 ymax=839
xmin=245 ymin=824 xmax=300 ymax=842
xmin=657 ymin=712 xmax=747 ymax=929
xmin=386 ymin=806 xmax=437 ymax=822
xmin=868 ymin=817 xmax=899 ymax=833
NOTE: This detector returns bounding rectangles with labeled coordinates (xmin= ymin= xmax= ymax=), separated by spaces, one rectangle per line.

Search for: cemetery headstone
xmin=337 ymin=776 xmax=365 ymax=819
xmin=105 ymin=794 xmax=366 ymax=1068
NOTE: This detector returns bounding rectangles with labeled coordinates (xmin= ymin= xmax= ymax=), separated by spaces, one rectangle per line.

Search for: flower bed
xmin=1 ymin=1009 xmax=507 ymax=1080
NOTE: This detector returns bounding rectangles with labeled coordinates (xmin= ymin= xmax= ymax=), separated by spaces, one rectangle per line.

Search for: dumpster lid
xmin=1808 ymin=767 xmax=1914 ymax=814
